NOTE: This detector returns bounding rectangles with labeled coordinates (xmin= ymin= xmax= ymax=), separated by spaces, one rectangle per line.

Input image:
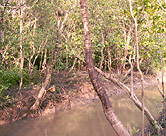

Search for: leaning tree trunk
xmin=80 ymin=0 xmax=130 ymax=136
xmin=66 ymin=57 xmax=77 ymax=76
xmin=94 ymin=67 xmax=162 ymax=134
xmin=31 ymin=4 xmax=76 ymax=110
xmin=31 ymin=10 xmax=62 ymax=110
xmin=42 ymin=48 xmax=47 ymax=72
xmin=129 ymin=0 xmax=145 ymax=134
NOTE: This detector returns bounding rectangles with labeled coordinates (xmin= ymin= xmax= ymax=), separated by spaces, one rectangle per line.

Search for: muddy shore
xmin=0 ymin=71 xmax=163 ymax=126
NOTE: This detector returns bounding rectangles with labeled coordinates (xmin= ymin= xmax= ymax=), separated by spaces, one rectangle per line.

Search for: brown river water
xmin=0 ymin=86 xmax=162 ymax=136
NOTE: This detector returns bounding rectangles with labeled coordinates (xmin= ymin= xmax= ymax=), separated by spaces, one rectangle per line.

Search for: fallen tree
xmin=95 ymin=67 xmax=163 ymax=134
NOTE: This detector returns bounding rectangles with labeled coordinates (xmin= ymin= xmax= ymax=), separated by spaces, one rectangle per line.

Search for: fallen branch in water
xmin=95 ymin=66 xmax=163 ymax=134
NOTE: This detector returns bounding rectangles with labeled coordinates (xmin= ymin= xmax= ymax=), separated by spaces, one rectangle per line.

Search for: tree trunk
xmin=99 ymin=31 xmax=105 ymax=70
xmin=29 ymin=54 xmax=39 ymax=76
xmin=42 ymin=48 xmax=47 ymax=72
xmin=157 ymin=71 xmax=164 ymax=98
xmin=66 ymin=57 xmax=77 ymax=76
xmin=95 ymin=67 xmax=162 ymax=134
xmin=107 ymin=45 xmax=112 ymax=73
xmin=129 ymin=0 xmax=145 ymax=134
xmin=18 ymin=0 xmax=24 ymax=94
xmin=121 ymin=27 xmax=131 ymax=72
xmin=0 ymin=0 xmax=4 ymax=44
xmin=31 ymin=6 xmax=74 ymax=110
xmin=31 ymin=19 xmax=60 ymax=110
xmin=159 ymin=50 xmax=166 ymax=125
xmin=0 ymin=0 xmax=9 ymax=66
xmin=80 ymin=0 xmax=130 ymax=136
xmin=39 ymin=51 xmax=43 ymax=71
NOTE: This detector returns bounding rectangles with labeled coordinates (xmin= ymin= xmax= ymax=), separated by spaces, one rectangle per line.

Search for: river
xmin=0 ymin=86 xmax=162 ymax=136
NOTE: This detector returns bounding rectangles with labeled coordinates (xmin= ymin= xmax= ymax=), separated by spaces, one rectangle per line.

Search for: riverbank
xmin=0 ymin=70 xmax=164 ymax=126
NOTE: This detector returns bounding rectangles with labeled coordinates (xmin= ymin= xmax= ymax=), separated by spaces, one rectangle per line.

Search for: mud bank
xmin=0 ymin=71 xmax=164 ymax=125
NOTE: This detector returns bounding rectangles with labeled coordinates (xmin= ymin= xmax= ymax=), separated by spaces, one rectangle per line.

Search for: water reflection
xmin=0 ymin=86 xmax=162 ymax=136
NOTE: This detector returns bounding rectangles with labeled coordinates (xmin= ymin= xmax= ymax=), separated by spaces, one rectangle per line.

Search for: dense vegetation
xmin=0 ymin=0 xmax=166 ymax=89
xmin=0 ymin=0 xmax=166 ymax=135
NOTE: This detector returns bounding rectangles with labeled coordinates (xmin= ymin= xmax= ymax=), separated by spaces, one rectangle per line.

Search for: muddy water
xmin=0 ymin=86 xmax=162 ymax=136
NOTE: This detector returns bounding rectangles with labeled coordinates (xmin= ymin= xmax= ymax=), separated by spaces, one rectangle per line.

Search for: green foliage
xmin=0 ymin=68 xmax=20 ymax=87
xmin=0 ymin=68 xmax=35 ymax=92
xmin=0 ymin=67 xmax=39 ymax=107
xmin=131 ymin=127 xmax=139 ymax=135
xmin=0 ymin=94 xmax=17 ymax=109
xmin=0 ymin=68 xmax=20 ymax=106
xmin=0 ymin=0 xmax=166 ymax=78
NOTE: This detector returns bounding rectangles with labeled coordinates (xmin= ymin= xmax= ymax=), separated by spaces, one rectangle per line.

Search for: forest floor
xmin=0 ymin=70 xmax=163 ymax=126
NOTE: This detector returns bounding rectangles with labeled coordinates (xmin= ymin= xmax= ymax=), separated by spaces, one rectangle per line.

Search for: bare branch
xmin=157 ymin=0 xmax=166 ymax=12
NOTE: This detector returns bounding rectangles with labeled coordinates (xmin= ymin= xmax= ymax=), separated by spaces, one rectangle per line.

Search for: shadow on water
xmin=0 ymin=86 xmax=162 ymax=136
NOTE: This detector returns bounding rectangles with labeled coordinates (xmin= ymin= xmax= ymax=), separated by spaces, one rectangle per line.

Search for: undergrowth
xmin=0 ymin=68 xmax=39 ymax=108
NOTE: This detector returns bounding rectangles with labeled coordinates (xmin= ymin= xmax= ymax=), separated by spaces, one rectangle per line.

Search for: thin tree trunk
xmin=31 ymin=4 xmax=76 ymax=110
xmin=0 ymin=0 xmax=4 ymax=44
xmin=129 ymin=56 xmax=134 ymax=97
xmin=122 ymin=68 xmax=131 ymax=81
xmin=129 ymin=0 xmax=145 ymax=135
xmin=66 ymin=57 xmax=77 ymax=76
xmin=39 ymin=51 xmax=43 ymax=71
xmin=121 ymin=27 xmax=131 ymax=71
xmin=80 ymin=1 xmax=130 ymax=136
xmin=104 ymin=59 xmax=107 ymax=72
xmin=31 ymin=11 xmax=61 ymax=110
xmin=159 ymin=50 xmax=166 ymax=125
xmin=29 ymin=54 xmax=39 ymax=75
xmin=18 ymin=0 xmax=24 ymax=94
xmin=136 ymin=13 xmax=145 ymax=136
xmin=0 ymin=0 xmax=9 ymax=66
xmin=42 ymin=48 xmax=47 ymax=72
xmin=107 ymin=45 xmax=112 ymax=73
xmin=99 ymin=46 xmax=104 ymax=70
xmin=157 ymin=71 xmax=164 ymax=99
xmin=65 ymin=32 xmax=70 ymax=71
xmin=29 ymin=19 xmax=47 ymax=76
xmin=99 ymin=31 xmax=105 ymax=70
